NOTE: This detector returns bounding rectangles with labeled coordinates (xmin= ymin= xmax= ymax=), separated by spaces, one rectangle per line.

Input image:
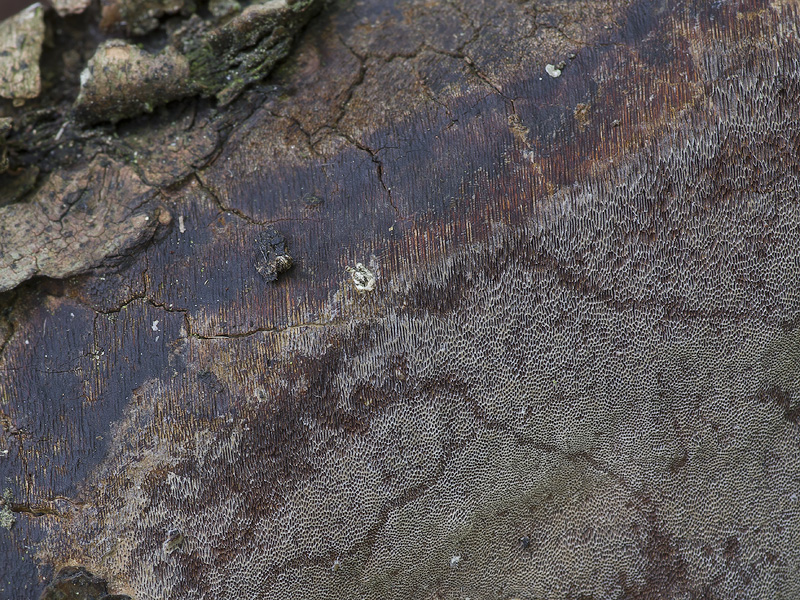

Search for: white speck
xmin=79 ymin=65 xmax=91 ymax=87
xmin=151 ymin=320 xmax=160 ymax=332
xmin=545 ymin=64 xmax=562 ymax=78
xmin=155 ymin=336 xmax=160 ymax=342
xmin=24 ymin=340 xmax=29 ymax=345
xmin=450 ymin=555 xmax=461 ymax=568
xmin=178 ymin=215 xmax=186 ymax=233
xmin=55 ymin=124 xmax=66 ymax=142
xmin=70 ymin=312 xmax=75 ymax=318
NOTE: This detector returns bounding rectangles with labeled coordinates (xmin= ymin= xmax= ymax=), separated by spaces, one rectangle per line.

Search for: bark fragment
xmin=0 ymin=156 xmax=161 ymax=292
xmin=75 ymin=0 xmax=323 ymax=124
xmin=51 ymin=0 xmax=92 ymax=17
xmin=180 ymin=0 xmax=324 ymax=105
xmin=74 ymin=41 xmax=192 ymax=124
xmin=100 ymin=0 xmax=186 ymax=35
xmin=0 ymin=3 xmax=44 ymax=100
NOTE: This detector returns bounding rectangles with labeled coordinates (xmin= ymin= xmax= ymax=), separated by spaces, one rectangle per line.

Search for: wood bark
xmin=1 ymin=0 xmax=800 ymax=598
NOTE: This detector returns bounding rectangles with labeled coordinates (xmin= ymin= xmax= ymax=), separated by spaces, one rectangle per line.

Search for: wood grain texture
xmin=1 ymin=0 xmax=800 ymax=598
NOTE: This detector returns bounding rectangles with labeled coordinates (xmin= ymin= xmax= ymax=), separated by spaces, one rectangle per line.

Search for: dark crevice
xmin=0 ymin=296 xmax=18 ymax=358
xmin=332 ymin=34 xmax=368 ymax=134
xmin=189 ymin=321 xmax=326 ymax=340
xmin=8 ymin=502 xmax=66 ymax=519
xmin=194 ymin=172 xmax=317 ymax=226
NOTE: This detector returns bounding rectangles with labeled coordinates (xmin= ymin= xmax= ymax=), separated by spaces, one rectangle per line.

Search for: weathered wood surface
xmin=1 ymin=0 xmax=800 ymax=598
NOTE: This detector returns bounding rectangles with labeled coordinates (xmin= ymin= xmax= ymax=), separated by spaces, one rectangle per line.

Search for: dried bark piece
xmin=179 ymin=0 xmax=323 ymax=105
xmin=100 ymin=0 xmax=186 ymax=35
xmin=74 ymin=40 xmax=192 ymax=124
xmin=0 ymin=156 xmax=162 ymax=293
xmin=0 ymin=3 xmax=44 ymax=100
xmin=76 ymin=0 xmax=323 ymax=123
xmin=51 ymin=0 xmax=92 ymax=17
xmin=208 ymin=0 xmax=241 ymax=18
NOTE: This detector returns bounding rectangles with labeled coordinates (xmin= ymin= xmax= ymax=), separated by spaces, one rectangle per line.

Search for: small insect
xmin=163 ymin=529 xmax=184 ymax=555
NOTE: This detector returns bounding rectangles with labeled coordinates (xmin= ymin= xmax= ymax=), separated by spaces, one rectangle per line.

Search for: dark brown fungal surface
xmin=1 ymin=0 xmax=800 ymax=598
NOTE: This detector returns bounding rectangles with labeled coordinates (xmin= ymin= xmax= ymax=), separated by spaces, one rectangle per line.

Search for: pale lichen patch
xmin=347 ymin=262 xmax=377 ymax=292
xmin=0 ymin=488 xmax=16 ymax=530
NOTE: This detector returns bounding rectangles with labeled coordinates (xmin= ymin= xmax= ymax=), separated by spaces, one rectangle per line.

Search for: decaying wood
xmin=0 ymin=4 xmax=44 ymax=100
xmin=1 ymin=0 xmax=800 ymax=598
